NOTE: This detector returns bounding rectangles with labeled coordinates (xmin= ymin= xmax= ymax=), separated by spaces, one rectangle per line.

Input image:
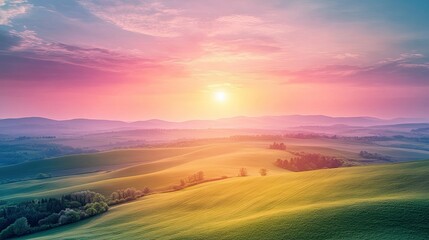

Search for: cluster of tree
xmin=269 ymin=142 xmax=286 ymax=150
xmin=359 ymin=151 xmax=392 ymax=161
xmin=15 ymin=136 xmax=56 ymax=140
xmin=180 ymin=171 xmax=205 ymax=187
xmin=109 ymin=187 xmax=150 ymax=205
xmin=0 ymin=190 xmax=108 ymax=239
xmin=275 ymin=153 xmax=343 ymax=172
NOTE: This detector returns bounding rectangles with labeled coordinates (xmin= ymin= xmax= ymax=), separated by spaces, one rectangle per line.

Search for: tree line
xmin=269 ymin=142 xmax=287 ymax=150
xmin=275 ymin=153 xmax=343 ymax=172
xmin=0 ymin=185 xmax=152 ymax=239
xmin=359 ymin=151 xmax=392 ymax=161
xmin=0 ymin=190 xmax=108 ymax=239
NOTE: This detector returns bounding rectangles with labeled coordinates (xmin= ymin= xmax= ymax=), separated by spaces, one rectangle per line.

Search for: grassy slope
xmin=25 ymin=160 xmax=429 ymax=240
xmin=0 ymin=142 xmax=295 ymax=202
xmin=2 ymin=140 xmax=425 ymax=203
xmin=0 ymin=146 xmax=206 ymax=180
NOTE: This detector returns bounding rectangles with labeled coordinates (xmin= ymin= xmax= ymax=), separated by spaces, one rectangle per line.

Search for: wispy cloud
xmin=281 ymin=53 xmax=429 ymax=86
xmin=78 ymin=0 xmax=199 ymax=37
xmin=8 ymin=29 xmax=158 ymax=72
xmin=0 ymin=0 xmax=31 ymax=25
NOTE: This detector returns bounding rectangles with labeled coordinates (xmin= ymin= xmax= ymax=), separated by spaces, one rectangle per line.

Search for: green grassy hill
xmin=23 ymin=160 xmax=429 ymax=240
xmin=2 ymin=140 xmax=426 ymax=203
xmin=0 ymin=146 xmax=206 ymax=181
xmin=0 ymin=142 xmax=294 ymax=202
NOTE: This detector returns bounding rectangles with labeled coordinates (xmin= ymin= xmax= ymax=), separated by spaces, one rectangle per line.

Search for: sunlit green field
xmin=2 ymin=140 xmax=429 ymax=202
xmin=23 ymin=159 xmax=429 ymax=239
xmin=1 ymin=141 xmax=429 ymax=239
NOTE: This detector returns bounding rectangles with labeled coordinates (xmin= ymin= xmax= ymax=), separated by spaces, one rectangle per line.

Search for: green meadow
xmin=1 ymin=141 xmax=428 ymax=239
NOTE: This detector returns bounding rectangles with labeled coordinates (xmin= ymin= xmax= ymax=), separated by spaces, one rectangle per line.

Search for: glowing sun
xmin=214 ymin=91 xmax=227 ymax=102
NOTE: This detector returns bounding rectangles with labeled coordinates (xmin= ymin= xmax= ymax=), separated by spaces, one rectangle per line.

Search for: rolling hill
xmin=2 ymin=140 xmax=429 ymax=204
xmin=22 ymin=159 xmax=429 ymax=239
xmin=0 ymin=145 xmax=215 ymax=182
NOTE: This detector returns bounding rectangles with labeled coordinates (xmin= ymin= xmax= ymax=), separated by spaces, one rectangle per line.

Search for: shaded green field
xmin=23 ymin=160 xmax=429 ymax=240
xmin=0 ymin=146 xmax=204 ymax=181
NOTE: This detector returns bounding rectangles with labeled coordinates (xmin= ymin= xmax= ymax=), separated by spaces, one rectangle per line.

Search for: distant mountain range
xmin=0 ymin=115 xmax=427 ymax=136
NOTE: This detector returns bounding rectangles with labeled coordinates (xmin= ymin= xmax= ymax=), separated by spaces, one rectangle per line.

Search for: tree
xmin=142 ymin=187 xmax=150 ymax=195
xmin=12 ymin=217 xmax=30 ymax=236
xmin=259 ymin=168 xmax=268 ymax=176
xmin=110 ymin=191 xmax=119 ymax=201
xmin=38 ymin=213 xmax=60 ymax=226
xmin=0 ymin=217 xmax=7 ymax=231
xmin=85 ymin=207 xmax=97 ymax=216
xmin=238 ymin=168 xmax=248 ymax=177
xmin=0 ymin=224 xmax=14 ymax=239
xmin=1 ymin=217 xmax=32 ymax=237
xmin=58 ymin=215 xmax=69 ymax=225
xmin=196 ymin=171 xmax=204 ymax=181
xmin=59 ymin=209 xmax=80 ymax=225
xmin=92 ymin=202 xmax=104 ymax=213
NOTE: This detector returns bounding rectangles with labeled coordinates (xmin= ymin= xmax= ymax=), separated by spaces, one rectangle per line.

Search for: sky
xmin=0 ymin=0 xmax=428 ymax=121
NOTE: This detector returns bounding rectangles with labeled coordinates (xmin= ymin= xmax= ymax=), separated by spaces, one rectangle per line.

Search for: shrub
xmin=259 ymin=168 xmax=268 ymax=176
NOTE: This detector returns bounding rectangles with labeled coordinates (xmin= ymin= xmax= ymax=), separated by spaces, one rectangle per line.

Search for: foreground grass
xmin=24 ymin=160 xmax=429 ymax=239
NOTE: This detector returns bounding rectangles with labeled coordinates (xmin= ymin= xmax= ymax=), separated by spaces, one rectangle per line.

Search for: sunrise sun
xmin=214 ymin=91 xmax=227 ymax=103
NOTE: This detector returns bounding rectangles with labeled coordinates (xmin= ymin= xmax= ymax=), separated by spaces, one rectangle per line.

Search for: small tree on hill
xmin=238 ymin=168 xmax=248 ymax=177
xmin=142 ymin=187 xmax=150 ymax=195
xmin=180 ymin=179 xmax=186 ymax=186
xmin=259 ymin=168 xmax=268 ymax=176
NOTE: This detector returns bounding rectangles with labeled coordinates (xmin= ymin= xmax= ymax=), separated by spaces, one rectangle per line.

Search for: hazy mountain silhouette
xmin=0 ymin=115 xmax=426 ymax=136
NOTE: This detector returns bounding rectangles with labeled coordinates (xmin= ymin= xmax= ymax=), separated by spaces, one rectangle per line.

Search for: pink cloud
xmin=0 ymin=0 xmax=31 ymax=25
xmin=78 ymin=0 xmax=199 ymax=37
